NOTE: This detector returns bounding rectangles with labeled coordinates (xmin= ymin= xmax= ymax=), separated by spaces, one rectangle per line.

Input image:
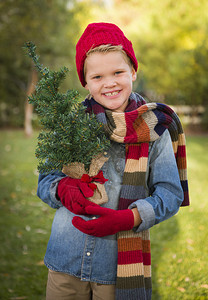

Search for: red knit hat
xmin=76 ymin=22 xmax=138 ymax=87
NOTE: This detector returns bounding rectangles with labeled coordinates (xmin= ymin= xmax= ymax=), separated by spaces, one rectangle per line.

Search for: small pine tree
xmin=24 ymin=42 xmax=110 ymax=174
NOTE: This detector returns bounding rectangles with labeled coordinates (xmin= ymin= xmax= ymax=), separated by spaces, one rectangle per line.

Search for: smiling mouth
xmin=103 ymin=91 xmax=120 ymax=97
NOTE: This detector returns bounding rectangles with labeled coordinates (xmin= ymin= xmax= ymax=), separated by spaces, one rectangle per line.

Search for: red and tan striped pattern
xmin=116 ymin=230 xmax=152 ymax=297
xmin=84 ymin=92 xmax=189 ymax=299
xmin=116 ymin=142 xmax=152 ymax=299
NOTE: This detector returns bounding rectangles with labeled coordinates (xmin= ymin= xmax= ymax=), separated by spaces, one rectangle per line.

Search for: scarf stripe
xmin=116 ymin=271 xmax=151 ymax=283
xmin=118 ymin=198 xmax=142 ymax=210
xmin=84 ymin=93 xmax=189 ymax=299
xmin=125 ymin=159 xmax=148 ymax=172
xmin=115 ymin=289 xmax=152 ymax=300
xmin=117 ymin=141 xmax=151 ymax=299
xmin=120 ymin=185 xmax=147 ymax=200
xmin=122 ymin=172 xmax=146 ymax=186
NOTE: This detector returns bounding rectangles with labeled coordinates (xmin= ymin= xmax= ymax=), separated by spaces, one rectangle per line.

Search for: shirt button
xmin=87 ymin=252 xmax=91 ymax=256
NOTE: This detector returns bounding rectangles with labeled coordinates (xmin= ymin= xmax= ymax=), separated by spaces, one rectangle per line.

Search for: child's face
xmin=84 ymin=51 xmax=137 ymax=112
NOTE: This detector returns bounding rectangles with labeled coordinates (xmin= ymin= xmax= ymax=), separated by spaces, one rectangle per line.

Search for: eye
xmin=115 ymin=71 xmax=124 ymax=75
xmin=93 ymin=75 xmax=101 ymax=80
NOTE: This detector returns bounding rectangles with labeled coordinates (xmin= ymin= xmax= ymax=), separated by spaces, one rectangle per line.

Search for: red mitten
xmin=57 ymin=177 xmax=96 ymax=215
xmin=72 ymin=204 xmax=134 ymax=237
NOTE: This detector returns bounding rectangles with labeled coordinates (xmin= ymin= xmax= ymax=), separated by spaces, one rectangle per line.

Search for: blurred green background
xmin=0 ymin=0 xmax=208 ymax=299
xmin=1 ymin=0 xmax=208 ymax=130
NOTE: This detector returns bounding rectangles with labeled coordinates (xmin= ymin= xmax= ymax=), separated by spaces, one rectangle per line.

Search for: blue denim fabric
xmin=37 ymin=130 xmax=183 ymax=284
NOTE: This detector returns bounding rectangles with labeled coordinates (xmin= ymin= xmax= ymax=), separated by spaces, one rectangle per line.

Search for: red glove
xmin=72 ymin=204 xmax=134 ymax=237
xmin=57 ymin=177 xmax=96 ymax=215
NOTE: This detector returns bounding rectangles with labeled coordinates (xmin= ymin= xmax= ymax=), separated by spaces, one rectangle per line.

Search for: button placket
xmin=81 ymin=235 xmax=96 ymax=281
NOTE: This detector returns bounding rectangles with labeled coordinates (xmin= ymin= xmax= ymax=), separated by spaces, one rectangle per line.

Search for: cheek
xmin=88 ymin=83 xmax=100 ymax=95
xmin=122 ymin=77 xmax=133 ymax=89
xmin=121 ymin=74 xmax=132 ymax=83
xmin=85 ymin=82 xmax=93 ymax=94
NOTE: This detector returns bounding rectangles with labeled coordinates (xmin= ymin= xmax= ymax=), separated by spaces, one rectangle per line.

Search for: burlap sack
xmin=62 ymin=154 xmax=109 ymax=205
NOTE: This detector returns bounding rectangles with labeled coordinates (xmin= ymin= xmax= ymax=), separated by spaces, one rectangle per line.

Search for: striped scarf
xmin=84 ymin=92 xmax=189 ymax=300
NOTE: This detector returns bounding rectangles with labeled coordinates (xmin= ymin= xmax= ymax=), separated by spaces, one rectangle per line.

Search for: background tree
xmin=87 ymin=0 xmax=208 ymax=107
xmin=0 ymin=0 xmax=81 ymax=132
xmin=1 ymin=0 xmax=207 ymax=131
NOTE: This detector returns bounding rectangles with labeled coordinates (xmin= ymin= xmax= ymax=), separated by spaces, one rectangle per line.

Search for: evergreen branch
xmin=24 ymin=42 xmax=110 ymax=174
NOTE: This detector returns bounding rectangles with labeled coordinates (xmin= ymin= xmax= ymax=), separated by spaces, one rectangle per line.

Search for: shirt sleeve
xmin=129 ymin=130 xmax=184 ymax=232
xmin=37 ymin=171 xmax=66 ymax=209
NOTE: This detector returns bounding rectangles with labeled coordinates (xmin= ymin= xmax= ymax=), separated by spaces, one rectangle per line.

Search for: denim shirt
xmin=37 ymin=130 xmax=183 ymax=284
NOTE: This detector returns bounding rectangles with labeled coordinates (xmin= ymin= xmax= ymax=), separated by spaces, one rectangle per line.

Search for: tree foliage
xmin=24 ymin=42 xmax=110 ymax=173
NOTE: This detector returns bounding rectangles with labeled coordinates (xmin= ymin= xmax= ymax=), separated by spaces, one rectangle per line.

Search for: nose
xmin=103 ymin=77 xmax=116 ymax=89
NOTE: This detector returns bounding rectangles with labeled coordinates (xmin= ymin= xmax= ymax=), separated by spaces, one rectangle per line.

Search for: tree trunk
xmin=24 ymin=65 xmax=38 ymax=137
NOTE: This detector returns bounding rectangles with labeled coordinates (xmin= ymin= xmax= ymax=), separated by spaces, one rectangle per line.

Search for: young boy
xmin=37 ymin=23 xmax=189 ymax=300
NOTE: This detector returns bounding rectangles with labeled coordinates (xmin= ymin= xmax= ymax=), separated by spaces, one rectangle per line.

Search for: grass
xmin=151 ymin=135 xmax=208 ymax=299
xmin=0 ymin=130 xmax=208 ymax=299
xmin=0 ymin=130 xmax=55 ymax=300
